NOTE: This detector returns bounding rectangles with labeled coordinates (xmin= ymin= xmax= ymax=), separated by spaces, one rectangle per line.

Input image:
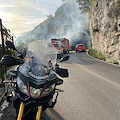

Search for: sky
xmin=0 ymin=0 xmax=63 ymax=38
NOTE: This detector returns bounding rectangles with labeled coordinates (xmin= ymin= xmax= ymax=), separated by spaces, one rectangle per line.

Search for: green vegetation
xmin=0 ymin=44 xmax=15 ymax=84
xmin=113 ymin=61 xmax=119 ymax=65
xmin=106 ymin=2 xmax=109 ymax=7
xmin=89 ymin=0 xmax=94 ymax=5
xmin=77 ymin=0 xmax=90 ymax=12
xmin=76 ymin=0 xmax=95 ymax=17
xmin=88 ymin=0 xmax=95 ymax=18
xmin=88 ymin=47 xmax=97 ymax=58
xmin=26 ymin=37 xmax=35 ymax=44
xmin=88 ymin=10 xmax=91 ymax=17
xmin=88 ymin=47 xmax=106 ymax=61
xmin=0 ymin=64 xmax=5 ymax=82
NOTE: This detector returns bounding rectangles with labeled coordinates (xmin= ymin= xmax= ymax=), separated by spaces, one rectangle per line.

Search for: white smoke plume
xmin=16 ymin=0 xmax=90 ymax=48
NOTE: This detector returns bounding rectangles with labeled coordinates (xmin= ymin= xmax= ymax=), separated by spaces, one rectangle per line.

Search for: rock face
xmin=89 ymin=0 xmax=120 ymax=63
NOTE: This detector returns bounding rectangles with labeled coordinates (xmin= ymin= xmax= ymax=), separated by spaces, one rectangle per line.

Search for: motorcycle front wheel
xmin=14 ymin=99 xmax=40 ymax=120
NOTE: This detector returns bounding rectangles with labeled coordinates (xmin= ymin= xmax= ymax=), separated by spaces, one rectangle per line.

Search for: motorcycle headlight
xmin=17 ymin=77 xmax=55 ymax=99
xmin=30 ymin=87 xmax=42 ymax=99
xmin=16 ymin=77 xmax=28 ymax=96
xmin=30 ymin=83 xmax=55 ymax=98
xmin=42 ymin=83 xmax=55 ymax=96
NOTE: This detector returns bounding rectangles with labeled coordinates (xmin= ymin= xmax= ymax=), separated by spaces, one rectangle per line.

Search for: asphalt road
xmin=1 ymin=51 xmax=120 ymax=120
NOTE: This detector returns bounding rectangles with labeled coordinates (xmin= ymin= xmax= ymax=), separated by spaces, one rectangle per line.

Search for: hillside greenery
xmin=77 ymin=0 xmax=95 ymax=18
xmin=88 ymin=47 xmax=106 ymax=61
xmin=0 ymin=44 xmax=15 ymax=83
xmin=77 ymin=0 xmax=91 ymax=13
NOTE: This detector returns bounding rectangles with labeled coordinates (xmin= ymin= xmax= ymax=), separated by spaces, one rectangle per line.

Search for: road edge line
xmin=86 ymin=51 xmax=120 ymax=68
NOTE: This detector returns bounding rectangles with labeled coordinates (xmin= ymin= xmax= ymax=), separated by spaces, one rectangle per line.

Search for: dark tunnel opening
xmin=70 ymin=32 xmax=91 ymax=50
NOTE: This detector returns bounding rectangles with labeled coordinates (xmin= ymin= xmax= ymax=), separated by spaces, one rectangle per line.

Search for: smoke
xmin=16 ymin=0 xmax=91 ymax=48
xmin=70 ymin=31 xmax=91 ymax=49
xmin=53 ymin=0 xmax=91 ymax=48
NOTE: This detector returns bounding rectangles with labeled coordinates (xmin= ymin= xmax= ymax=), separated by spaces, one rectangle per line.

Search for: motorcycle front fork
xmin=17 ymin=102 xmax=42 ymax=120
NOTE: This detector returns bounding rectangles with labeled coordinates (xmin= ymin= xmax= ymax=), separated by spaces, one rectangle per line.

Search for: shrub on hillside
xmin=88 ymin=47 xmax=97 ymax=58
xmin=88 ymin=47 xmax=106 ymax=61
xmin=0 ymin=44 xmax=15 ymax=83
xmin=113 ymin=61 xmax=119 ymax=65
xmin=96 ymin=52 xmax=106 ymax=61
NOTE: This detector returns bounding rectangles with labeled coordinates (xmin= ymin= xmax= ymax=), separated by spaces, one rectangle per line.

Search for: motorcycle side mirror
xmin=59 ymin=56 xmax=70 ymax=63
xmin=6 ymin=41 xmax=16 ymax=50
xmin=6 ymin=41 xmax=24 ymax=57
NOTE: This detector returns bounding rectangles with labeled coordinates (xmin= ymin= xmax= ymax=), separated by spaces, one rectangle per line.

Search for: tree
xmin=76 ymin=0 xmax=91 ymax=13
xmin=0 ymin=44 xmax=15 ymax=82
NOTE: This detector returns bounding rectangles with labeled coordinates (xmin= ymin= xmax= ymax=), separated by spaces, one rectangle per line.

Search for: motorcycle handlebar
xmin=1 ymin=55 xmax=24 ymax=66
xmin=55 ymin=67 xmax=69 ymax=77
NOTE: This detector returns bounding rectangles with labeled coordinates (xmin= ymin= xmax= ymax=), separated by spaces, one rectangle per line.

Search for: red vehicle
xmin=51 ymin=40 xmax=63 ymax=58
xmin=61 ymin=38 xmax=71 ymax=53
xmin=51 ymin=38 xmax=71 ymax=58
xmin=75 ymin=44 xmax=85 ymax=52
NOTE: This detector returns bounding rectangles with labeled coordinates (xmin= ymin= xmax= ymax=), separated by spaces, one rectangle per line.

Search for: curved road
xmin=45 ymin=51 xmax=120 ymax=120
xmin=1 ymin=51 xmax=120 ymax=120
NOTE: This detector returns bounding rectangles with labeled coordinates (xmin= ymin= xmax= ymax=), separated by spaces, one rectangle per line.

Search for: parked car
xmin=75 ymin=44 xmax=85 ymax=52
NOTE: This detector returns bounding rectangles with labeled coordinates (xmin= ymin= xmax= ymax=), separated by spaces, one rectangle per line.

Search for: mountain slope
xmin=16 ymin=0 xmax=90 ymax=48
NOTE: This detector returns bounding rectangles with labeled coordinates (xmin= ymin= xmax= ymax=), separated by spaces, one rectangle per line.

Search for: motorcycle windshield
xmin=19 ymin=40 xmax=57 ymax=81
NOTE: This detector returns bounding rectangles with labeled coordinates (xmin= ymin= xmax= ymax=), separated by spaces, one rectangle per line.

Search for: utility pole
xmin=0 ymin=19 xmax=7 ymax=73
xmin=0 ymin=19 xmax=5 ymax=56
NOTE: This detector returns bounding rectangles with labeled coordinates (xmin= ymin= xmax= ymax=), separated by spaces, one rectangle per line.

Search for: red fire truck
xmin=51 ymin=38 xmax=71 ymax=58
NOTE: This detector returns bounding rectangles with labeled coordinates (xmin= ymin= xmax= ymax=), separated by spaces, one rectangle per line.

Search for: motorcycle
xmin=1 ymin=40 xmax=69 ymax=120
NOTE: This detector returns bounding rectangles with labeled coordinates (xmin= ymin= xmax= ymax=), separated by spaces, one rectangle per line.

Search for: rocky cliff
xmin=89 ymin=0 xmax=120 ymax=63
